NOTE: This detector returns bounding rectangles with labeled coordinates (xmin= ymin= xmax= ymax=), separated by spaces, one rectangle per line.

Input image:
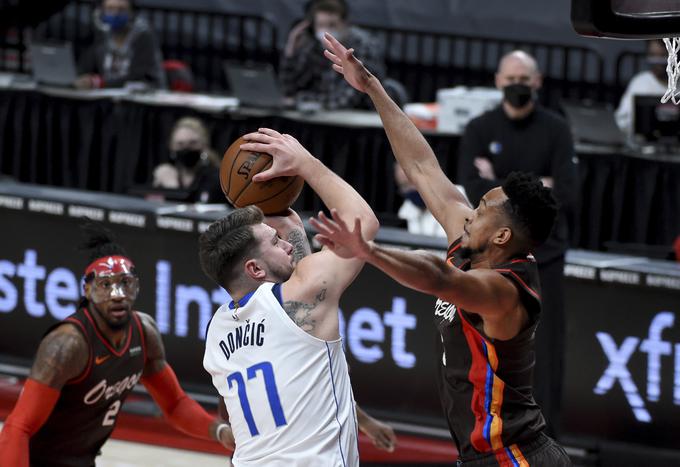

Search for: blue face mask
xmin=102 ymin=13 xmax=129 ymax=32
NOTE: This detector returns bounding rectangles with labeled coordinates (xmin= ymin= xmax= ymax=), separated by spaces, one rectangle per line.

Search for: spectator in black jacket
xmin=457 ymin=50 xmax=578 ymax=439
xmin=75 ymin=0 xmax=165 ymax=89
xmin=280 ymin=0 xmax=385 ymax=109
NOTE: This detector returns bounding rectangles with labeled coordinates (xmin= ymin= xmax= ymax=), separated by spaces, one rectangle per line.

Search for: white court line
xmin=0 ymin=423 xmax=233 ymax=467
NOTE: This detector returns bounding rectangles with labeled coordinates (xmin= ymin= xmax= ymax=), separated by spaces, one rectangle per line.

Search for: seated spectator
xmin=153 ymin=117 xmax=223 ymax=203
xmin=280 ymin=0 xmax=385 ymax=110
xmin=393 ymin=163 xmax=446 ymax=238
xmin=75 ymin=0 xmax=165 ymax=89
xmin=615 ymin=39 xmax=668 ymax=134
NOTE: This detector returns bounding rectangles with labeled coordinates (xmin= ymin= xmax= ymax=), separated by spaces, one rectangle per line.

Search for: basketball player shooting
xmin=0 ymin=223 xmax=234 ymax=467
xmin=312 ymin=33 xmax=573 ymax=466
xmin=199 ymin=128 xmax=381 ymax=466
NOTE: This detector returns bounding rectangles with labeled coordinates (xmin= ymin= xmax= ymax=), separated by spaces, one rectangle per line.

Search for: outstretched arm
xmin=138 ymin=313 xmax=234 ymax=450
xmin=322 ymin=33 xmax=472 ymax=242
xmin=311 ymin=211 xmax=518 ymax=317
xmin=0 ymin=324 xmax=87 ymax=467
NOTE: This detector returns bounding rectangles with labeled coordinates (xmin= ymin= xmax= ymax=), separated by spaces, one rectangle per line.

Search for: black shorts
xmin=456 ymin=433 xmax=572 ymax=467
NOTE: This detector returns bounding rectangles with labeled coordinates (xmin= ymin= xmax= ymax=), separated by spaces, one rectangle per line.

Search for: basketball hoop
xmin=662 ymin=37 xmax=680 ymax=104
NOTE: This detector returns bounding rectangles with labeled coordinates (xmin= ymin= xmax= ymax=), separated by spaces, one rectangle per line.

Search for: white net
xmin=662 ymin=37 xmax=680 ymax=104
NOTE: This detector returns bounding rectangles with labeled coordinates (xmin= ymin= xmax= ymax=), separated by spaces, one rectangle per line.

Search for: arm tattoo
xmin=287 ymin=229 xmax=312 ymax=263
xmin=30 ymin=328 xmax=88 ymax=388
xmin=283 ymin=288 xmax=327 ymax=333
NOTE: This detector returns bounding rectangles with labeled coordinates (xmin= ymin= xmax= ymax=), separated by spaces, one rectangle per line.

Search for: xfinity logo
xmin=594 ymin=311 xmax=678 ymax=423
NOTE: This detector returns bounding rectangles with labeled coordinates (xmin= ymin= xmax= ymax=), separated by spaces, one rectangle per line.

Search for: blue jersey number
xmin=227 ymin=361 xmax=287 ymax=436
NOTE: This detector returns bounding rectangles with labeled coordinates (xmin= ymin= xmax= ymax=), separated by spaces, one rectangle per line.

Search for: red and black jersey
xmin=30 ymin=308 xmax=147 ymax=467
xmin=435 ymin=238 xmax=546 ymax=465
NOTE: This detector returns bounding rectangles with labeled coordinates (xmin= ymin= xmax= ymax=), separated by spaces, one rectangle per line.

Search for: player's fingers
xmin=323 ymin=49 xmax=342 ymax=65
xmin=241 ymin=132 xmax=276 ymax=144
xmin=314 ymin=234 xmax=334 ymax=249
xmin=252 ymin=167 xmax=279 ymax=182
xmin=332 ymin=64 xmax=344 ymax=74
xmin=318 ymin=211 xmax=341 ymax=231
xmin=258 ymin=127 xmax=283 ymax=138
xmin=239 ymin=142 xmax=273 ymax=154
xmin=329 ymin=208 xmax=350 ymax=231
xmin=309 ymin=217 xmax=334 ymax=236
xmin=352 ymin=217 xmax=362 ymax=235
xmin=324 ymin=32 xmax=346 ymax=53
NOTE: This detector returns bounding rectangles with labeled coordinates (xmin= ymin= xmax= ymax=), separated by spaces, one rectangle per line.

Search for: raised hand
xmin=240 ymin=128 xmax=314 ymax=182
xmin=322 ymin=32 xmax=375 ymax=93
xmin=310 ymin=209 xmax=372 ymax=260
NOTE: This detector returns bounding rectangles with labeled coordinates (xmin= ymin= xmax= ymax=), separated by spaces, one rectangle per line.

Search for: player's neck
xmin=88 ymin=305 xmax=128 ymax=349
xmin=472 ymin=248 xmax=513 ymax=269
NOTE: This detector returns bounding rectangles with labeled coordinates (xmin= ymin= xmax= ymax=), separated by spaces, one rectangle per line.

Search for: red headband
xmin=84 ymin=255 xmax=136 ymax=278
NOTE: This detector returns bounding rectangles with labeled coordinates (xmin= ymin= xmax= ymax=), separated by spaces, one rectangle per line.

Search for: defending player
xmin=200 ymin=128 xmax=379 ymax=466
xmin=311 ymin=34 xmax=573 ymax=466
xmin=0 ymin=223 xmax=233 ymax=467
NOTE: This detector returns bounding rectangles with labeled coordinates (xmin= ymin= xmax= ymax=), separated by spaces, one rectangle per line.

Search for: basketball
xmin=219 ymin=136 xmax=305 ymax=215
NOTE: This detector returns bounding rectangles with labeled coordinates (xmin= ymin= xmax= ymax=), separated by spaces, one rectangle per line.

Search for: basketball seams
xmin=251 ymin=175 xmax=303 ymax=206
xmin=233 ymin=157 xmax=272 ymax=204
xmin=220 ymin=136 xmax=304 ymax=214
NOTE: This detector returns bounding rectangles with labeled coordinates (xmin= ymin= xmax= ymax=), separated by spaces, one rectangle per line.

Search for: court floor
xmin=0 ymin=422 xmax=233 ymax=467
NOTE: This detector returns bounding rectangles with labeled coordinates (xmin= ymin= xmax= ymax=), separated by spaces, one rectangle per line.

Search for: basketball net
xmin=663 ymin=37 xmax=680 ymax=104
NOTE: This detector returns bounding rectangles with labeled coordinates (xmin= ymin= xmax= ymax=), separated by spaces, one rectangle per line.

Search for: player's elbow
xmin=361 ymin=214 xmax=380 ymax=241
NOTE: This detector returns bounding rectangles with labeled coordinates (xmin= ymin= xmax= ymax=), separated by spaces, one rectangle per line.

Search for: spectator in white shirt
xmin=615 ymin=39 xmax=668 ymax=134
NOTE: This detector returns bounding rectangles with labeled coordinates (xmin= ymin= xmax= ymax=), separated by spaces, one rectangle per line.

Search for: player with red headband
xmin=0 ymin=222 xmax=234 ymax=467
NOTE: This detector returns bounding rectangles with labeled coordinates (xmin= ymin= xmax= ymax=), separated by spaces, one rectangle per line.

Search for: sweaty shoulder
xmin=29 ymin=323 xmax=89 ymax=389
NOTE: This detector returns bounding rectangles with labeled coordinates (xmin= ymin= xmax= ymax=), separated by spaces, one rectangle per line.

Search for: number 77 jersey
xmin=203 ymin=282 xmax=360 ymax=467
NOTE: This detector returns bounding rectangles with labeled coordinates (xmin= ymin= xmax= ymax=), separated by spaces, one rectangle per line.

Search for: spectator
xmin=153 ymin=117 xmax=222 ymax=203
xmin=457 ymin=50 xmax=578 ymax=438
xmin=75 ymin=0 xmax=165 ymax=89
xmin=615 ymin=39 xmax=668 ymax=135
xmin=394 ymin=163 xmax=446 ymax=238
xmin=280 ymin=0 xmax=385 ymax=110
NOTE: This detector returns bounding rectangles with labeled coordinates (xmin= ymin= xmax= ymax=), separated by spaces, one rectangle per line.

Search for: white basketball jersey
xmin=204 ymin=282 xmax=359 ymax=467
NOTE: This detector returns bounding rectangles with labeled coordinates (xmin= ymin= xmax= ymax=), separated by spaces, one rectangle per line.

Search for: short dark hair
xmin=310 ymin=0 xmax=348 ymax=20
xmin=501 ymin=172 xmax=558 ymax=248
xmin=198 ymin=206 xmax=264 ymax=288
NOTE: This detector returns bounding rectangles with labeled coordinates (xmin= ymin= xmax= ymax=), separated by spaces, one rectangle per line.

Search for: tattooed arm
xmin=29 ymin=324 xmax=89 ymax=389
xmin=0 ymin=325 xmax=88 ymax=466
xmin=264 ymin=209 xmax=311 ymax=265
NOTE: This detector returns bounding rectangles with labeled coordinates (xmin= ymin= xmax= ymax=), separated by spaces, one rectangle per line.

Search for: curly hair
xmin=78 ymin=221 xmax=129 ymax=267
xmin=501 ymin=172 xmax=558 ymax=247
xmin=198 ymin=206 xmax=265 ymax=288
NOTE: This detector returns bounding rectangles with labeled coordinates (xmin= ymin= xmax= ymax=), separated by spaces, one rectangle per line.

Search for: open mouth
xmin=109 ymin=306 xmax=129 ymax=318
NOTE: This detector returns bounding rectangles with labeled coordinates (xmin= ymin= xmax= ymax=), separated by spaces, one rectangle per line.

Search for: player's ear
xmin=493 ymin=226 xmax=512 ymax=246
xmin=83 ymin=281 xmax=91 ymax=298
xmin=244 ymin=259 xmax=266 ymax=281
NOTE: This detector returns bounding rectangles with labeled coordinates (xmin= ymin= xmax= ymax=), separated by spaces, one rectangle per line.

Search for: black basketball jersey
xmin=435 ymin=238 xmax=546 ymax=465
xmin=30 ymin=308 xmax=147 ymax=467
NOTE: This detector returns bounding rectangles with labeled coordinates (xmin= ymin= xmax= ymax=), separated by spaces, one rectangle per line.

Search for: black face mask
xmin=503 ymin=83 xmax=534 ymax=109
xmin=174 ymin=149 xmax=203 ymax=168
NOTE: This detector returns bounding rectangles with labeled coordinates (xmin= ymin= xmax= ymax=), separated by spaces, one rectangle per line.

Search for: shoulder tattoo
xmin=283 ymin=288 xmax=327 ymax=333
